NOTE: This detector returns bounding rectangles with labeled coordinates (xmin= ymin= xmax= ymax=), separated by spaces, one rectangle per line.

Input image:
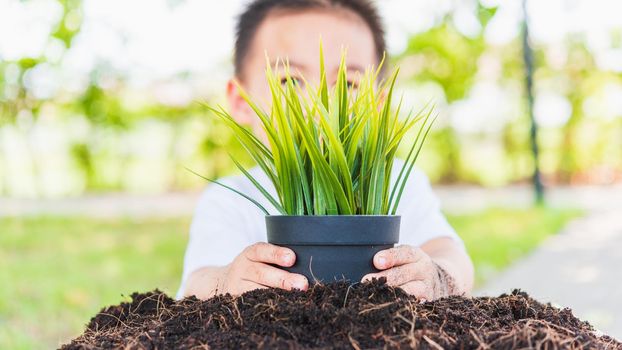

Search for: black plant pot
xmin=266 ymin=215 xmax=400 ymax=283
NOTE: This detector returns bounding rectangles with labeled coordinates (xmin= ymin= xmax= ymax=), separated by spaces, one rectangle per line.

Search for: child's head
xmin=227 ymin=0 xmax=386 ymax=126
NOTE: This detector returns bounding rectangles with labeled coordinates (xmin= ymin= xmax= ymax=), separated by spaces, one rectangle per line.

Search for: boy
xmin=178 ymin=0 xmax=474 ymax=301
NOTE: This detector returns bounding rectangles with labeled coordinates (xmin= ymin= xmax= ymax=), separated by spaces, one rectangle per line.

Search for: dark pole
xmin=521 ymin=0 xmax=545 ymax=204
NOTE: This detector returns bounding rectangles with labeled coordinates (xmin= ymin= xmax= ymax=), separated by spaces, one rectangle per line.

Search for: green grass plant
xmin=202 ymin=48 xmax=434 ymax=215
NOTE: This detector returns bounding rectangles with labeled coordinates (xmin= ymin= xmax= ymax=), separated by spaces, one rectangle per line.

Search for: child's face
xmin=227 ymin=9 xmax=377 ymax=129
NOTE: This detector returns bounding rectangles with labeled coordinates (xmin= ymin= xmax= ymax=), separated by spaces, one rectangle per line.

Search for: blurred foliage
xmin=52 ymin=0 xmax=83 ymax=48
xmin=396 ymin=2 xmax=622 ymax=186
xmin=402 ymin=22 xmax=486 ymax=102
xmin=0 ymin=0 xmax=245 ymax=195
xmin=1 ymin=0 xmax=621 ymax=196
xmin=397 ymin=9 xmax=490 ymax=184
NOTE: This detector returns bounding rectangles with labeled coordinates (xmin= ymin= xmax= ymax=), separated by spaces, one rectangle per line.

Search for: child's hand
xmin=362 ymin=245 xmax=458 ymax=301
xmin=221 ymin=242 xmax=309 ymax=295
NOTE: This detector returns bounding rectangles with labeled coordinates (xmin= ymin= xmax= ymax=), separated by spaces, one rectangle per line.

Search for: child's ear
xmin=227 ymin=79 xmax=254 ymax=125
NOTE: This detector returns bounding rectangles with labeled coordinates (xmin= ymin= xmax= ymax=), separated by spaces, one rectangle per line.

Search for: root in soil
xmin=62 ymin=278 xmax=620 ymax=349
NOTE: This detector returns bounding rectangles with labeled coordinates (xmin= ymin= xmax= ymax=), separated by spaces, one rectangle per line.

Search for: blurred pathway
xmin=435 ymin=184 xmax=622 ymax=214
xmin=476 ymin=188 xmax=622 ymax=340
xmin=2 ymin=184 xmax=622 ymax=217
xmin=0 ymin=192 xmax=199 ymax=218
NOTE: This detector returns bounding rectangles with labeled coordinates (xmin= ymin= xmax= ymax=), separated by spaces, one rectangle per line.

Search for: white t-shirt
xmin=177 ymin=159 xmax=462 ymax=298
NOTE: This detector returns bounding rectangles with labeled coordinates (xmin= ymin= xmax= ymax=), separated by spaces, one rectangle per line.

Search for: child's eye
xmin=346 ymin=80 xmax=358 ymax=89
xmin=281 ymin=77 xmax=302 ymax=87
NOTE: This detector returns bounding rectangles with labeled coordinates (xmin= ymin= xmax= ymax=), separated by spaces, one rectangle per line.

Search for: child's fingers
xmin=243 ymin=242 xmax=295 ymax=267
xmin=244 ymin=263 xmax=308 ymax=291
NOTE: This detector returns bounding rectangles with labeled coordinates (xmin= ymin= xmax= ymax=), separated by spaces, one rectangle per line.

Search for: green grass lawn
xmin=0 ymin=217 xmax=189 ymax=350
xmin=0 ymin=207 xmax=581 ymax=349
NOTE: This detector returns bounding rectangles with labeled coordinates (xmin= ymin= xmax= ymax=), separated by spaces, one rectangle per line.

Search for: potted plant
xmin=200 ymin=48 xmax=434 ymax=283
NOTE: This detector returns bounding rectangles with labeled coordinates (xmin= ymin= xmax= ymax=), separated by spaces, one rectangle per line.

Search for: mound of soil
xmin=63 ymin=279 xmax=619 ymax=349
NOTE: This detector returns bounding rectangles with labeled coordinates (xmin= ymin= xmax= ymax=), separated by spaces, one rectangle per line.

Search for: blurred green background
xmin=1 ymin=0 xmax=621 ymax=348
xmin=1 ymin=0 xmax=620 ymax=196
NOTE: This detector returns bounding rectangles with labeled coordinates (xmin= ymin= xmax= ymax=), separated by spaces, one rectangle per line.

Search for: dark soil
xmin=63 ymin=279 xmax=620 ymax=350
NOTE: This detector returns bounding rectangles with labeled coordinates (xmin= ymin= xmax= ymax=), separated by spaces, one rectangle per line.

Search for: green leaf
xmin=185 ymin=167 xmax=271 ymax=215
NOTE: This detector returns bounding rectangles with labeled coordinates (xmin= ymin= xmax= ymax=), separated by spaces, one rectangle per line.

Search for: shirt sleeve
xmin=176 ymin=181 xmax=258 ymax=298
xmin=394 ymin=168 xmax=464 ymax=249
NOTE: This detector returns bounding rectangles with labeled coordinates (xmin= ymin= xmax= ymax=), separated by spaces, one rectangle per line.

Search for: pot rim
xmin=265 ymin=215 xmax=401 ymax=218
xmin=266 ymin=215 xmax=401 ymax=245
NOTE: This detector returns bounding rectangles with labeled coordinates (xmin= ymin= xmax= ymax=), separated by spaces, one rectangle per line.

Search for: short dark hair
xmin=234 ymin=0 xmax=386 ymax=79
